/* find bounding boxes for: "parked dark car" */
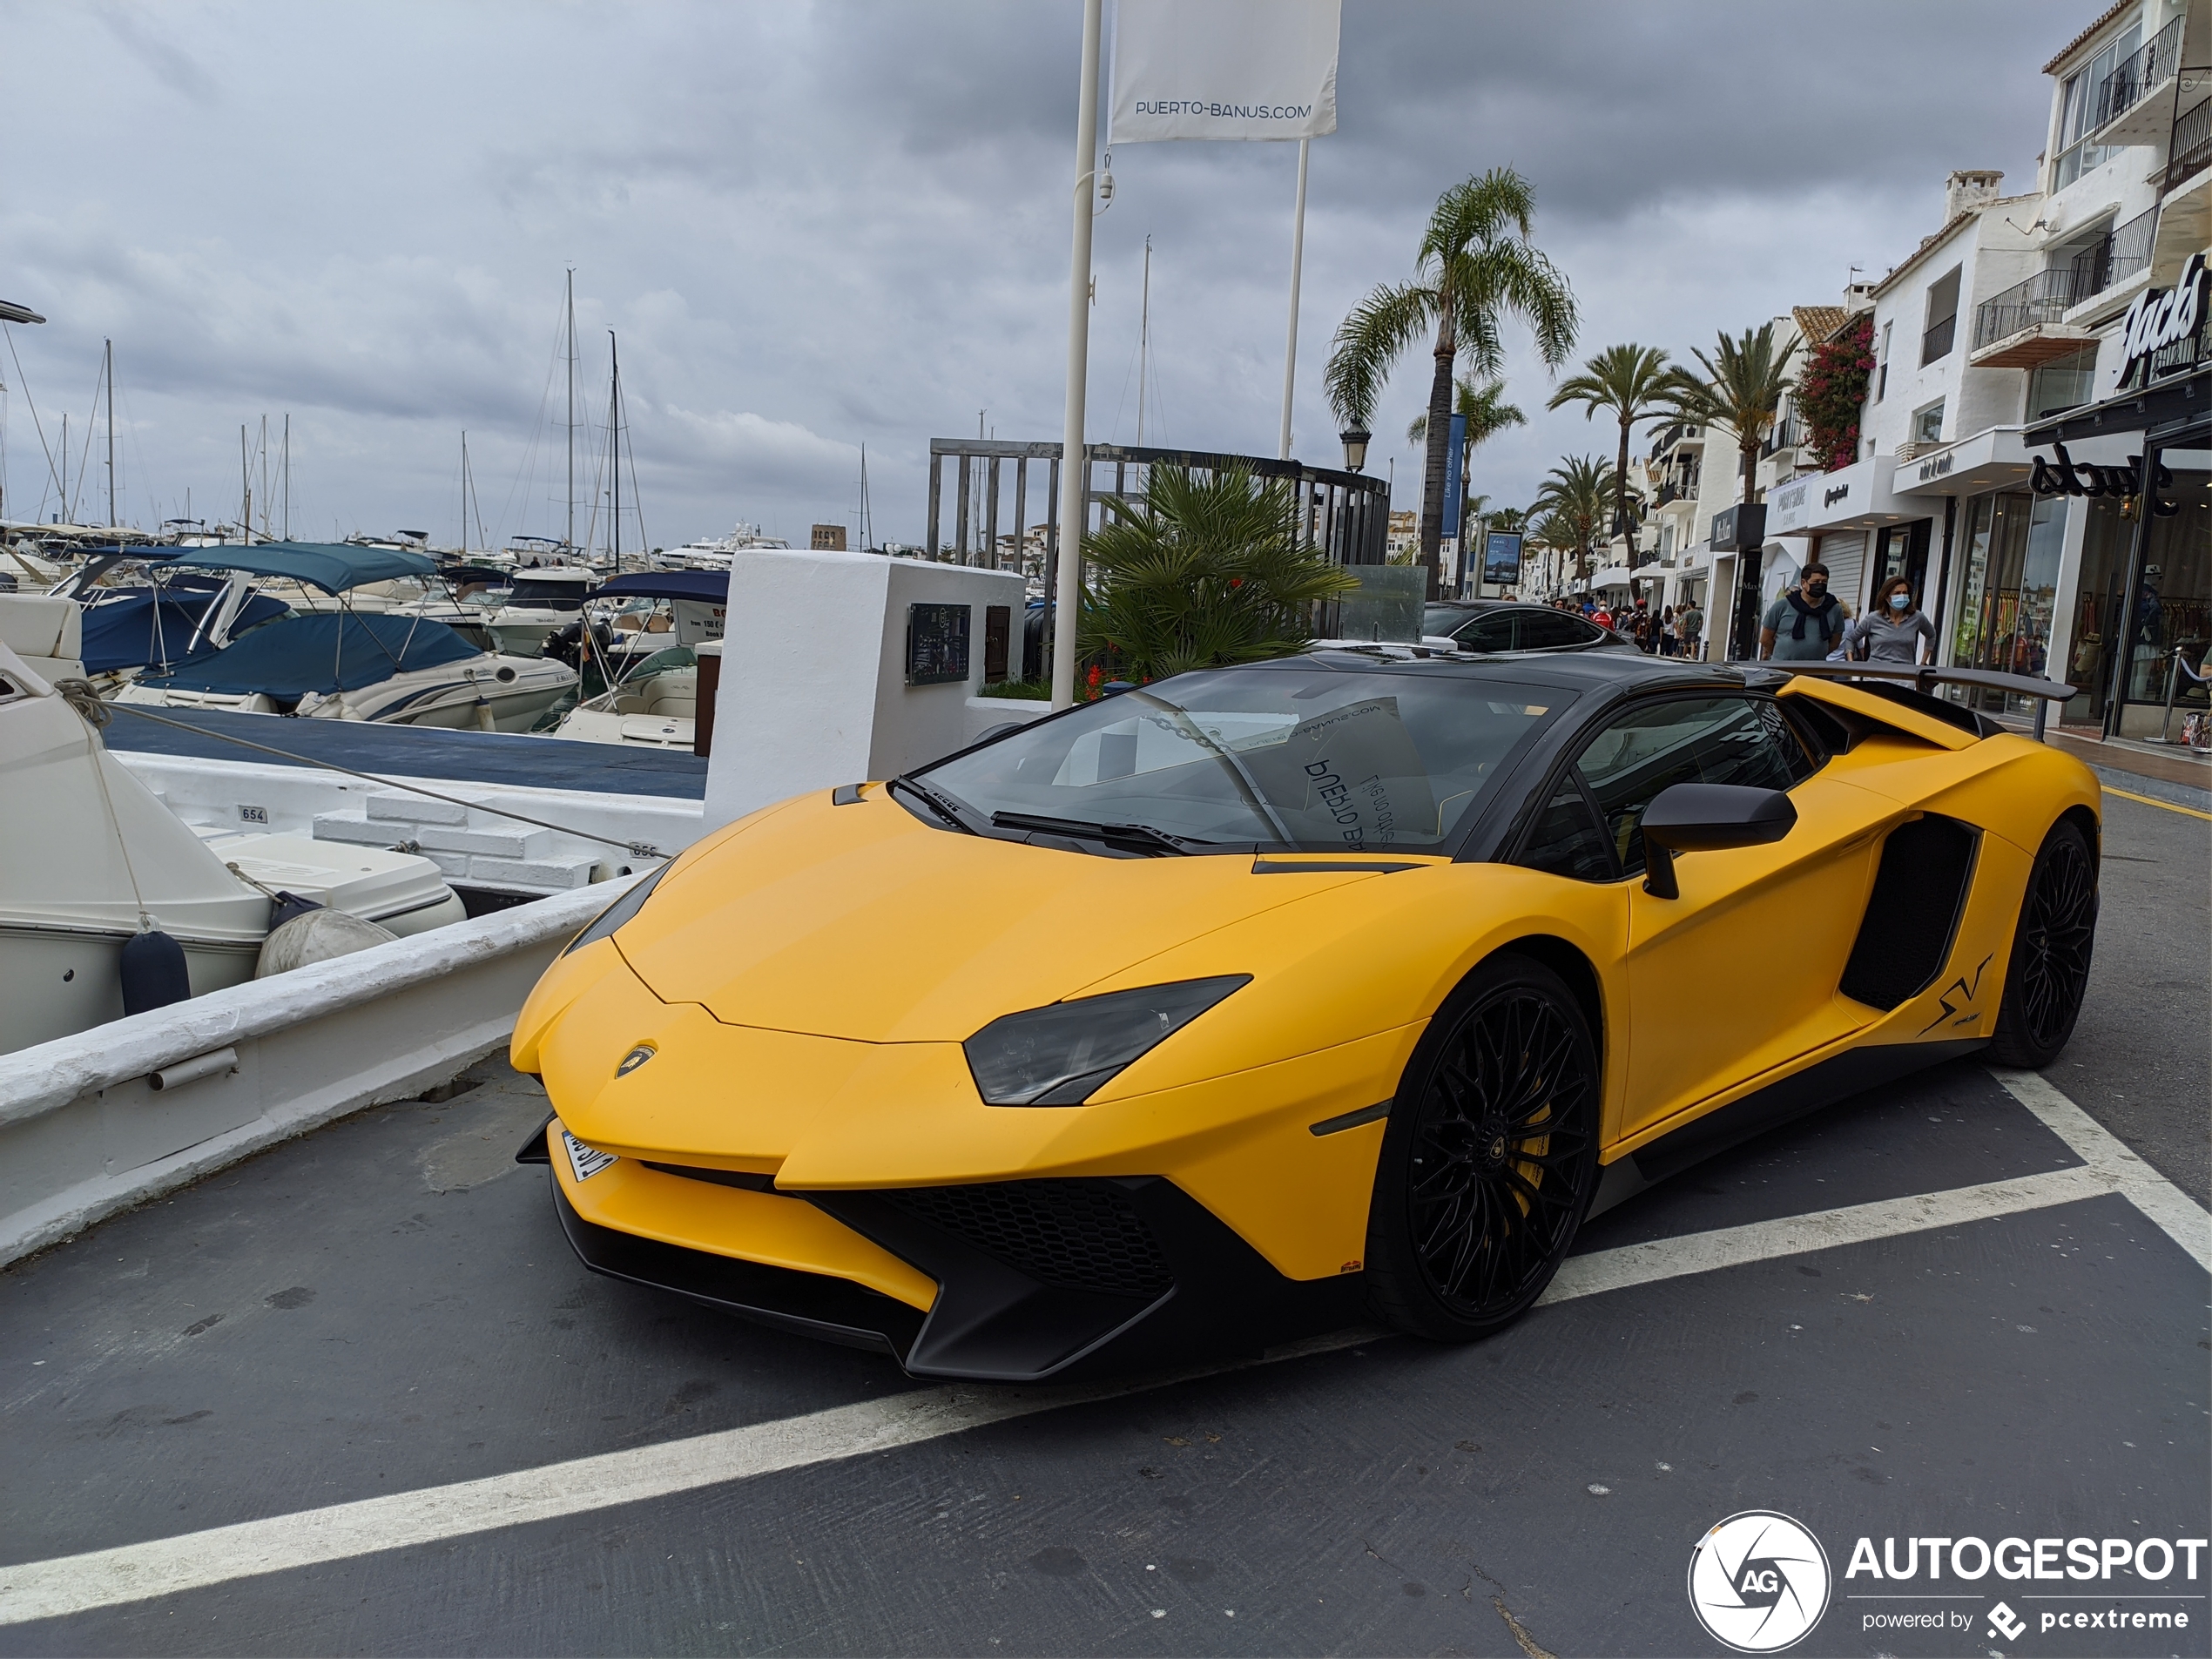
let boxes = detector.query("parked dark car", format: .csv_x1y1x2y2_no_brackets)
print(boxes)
1423,601,1634,654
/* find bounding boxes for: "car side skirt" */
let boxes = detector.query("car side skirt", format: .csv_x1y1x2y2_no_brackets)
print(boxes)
1587,1036,1988,1218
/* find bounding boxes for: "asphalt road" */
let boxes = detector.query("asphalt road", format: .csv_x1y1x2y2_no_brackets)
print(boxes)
2,793,2205,1658
2050,789,2211,1204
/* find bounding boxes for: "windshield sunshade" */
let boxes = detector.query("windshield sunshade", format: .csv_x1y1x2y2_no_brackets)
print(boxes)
921,666,1559,855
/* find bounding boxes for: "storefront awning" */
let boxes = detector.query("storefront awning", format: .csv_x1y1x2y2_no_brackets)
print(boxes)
1890,425,2036,497
1764,455,1916,534
2023,363,2211,447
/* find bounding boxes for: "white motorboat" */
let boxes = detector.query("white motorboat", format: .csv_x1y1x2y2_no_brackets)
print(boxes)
110,543,574,732
485,565,597,658
548,571,727,751
647,523,788,573
0,633,466,1055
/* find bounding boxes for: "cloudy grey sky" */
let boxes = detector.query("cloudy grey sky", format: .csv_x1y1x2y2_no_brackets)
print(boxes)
2,0,2088,551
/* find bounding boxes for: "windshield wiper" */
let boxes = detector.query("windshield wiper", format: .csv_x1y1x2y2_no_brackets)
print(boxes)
988,810,1205,856
889,774,981,835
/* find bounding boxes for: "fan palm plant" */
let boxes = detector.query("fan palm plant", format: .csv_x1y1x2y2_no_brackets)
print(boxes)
1662,322,1798,654
1548,343,1671,566
1325,169,1575,601
1076,464,1358,685
1529,455,1636,584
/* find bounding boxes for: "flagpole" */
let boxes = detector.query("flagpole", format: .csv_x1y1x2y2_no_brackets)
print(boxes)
1051,0,1104,711
1278,135,1310,462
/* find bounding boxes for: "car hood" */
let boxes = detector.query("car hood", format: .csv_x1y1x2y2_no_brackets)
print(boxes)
615,788,1389,1042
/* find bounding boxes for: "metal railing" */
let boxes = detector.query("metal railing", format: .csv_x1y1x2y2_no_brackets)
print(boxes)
2094,16,2183,129
2168,84,2212,192
1972,206,2160,348
922,440,1392,577
1762,413,1804,457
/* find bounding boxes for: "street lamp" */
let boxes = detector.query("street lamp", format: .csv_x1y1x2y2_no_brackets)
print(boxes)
1339,425,1371,474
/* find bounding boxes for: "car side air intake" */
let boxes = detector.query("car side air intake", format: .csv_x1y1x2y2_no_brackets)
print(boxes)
1839,813,1979,1010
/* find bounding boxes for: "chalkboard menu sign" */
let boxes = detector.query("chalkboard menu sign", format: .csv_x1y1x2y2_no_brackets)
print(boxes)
906,603,971,685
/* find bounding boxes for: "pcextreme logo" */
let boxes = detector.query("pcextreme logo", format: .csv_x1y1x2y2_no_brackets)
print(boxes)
1688,1511,1832,1652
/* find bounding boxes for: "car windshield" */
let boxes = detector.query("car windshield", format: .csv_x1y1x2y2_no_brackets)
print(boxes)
919,665,1561,854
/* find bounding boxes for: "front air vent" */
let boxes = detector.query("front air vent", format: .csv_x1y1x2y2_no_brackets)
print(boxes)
886,1179,1173,1298
1839,814,1979,1009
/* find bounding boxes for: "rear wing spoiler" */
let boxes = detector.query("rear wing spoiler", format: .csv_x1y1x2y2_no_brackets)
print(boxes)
1746,661,2076,743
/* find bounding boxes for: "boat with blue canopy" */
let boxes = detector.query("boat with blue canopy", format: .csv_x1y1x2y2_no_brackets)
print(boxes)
112,543,574,729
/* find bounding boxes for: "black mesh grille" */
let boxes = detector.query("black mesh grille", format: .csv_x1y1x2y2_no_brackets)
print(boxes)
887,1180,1173,1298
1840,814,1979,1009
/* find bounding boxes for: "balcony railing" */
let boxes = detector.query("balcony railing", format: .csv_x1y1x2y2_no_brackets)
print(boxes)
2168,86,2212,192
1972,206,2160,348
2094,16,2182,130
1762,414,1805,457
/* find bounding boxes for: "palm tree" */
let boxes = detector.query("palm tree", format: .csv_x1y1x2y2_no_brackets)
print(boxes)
1662,322,1797,653
1077,465,1357,683
1548,343,1671,570
1325,169,1576,602
1407,377,1527,550
1529,455,1637,584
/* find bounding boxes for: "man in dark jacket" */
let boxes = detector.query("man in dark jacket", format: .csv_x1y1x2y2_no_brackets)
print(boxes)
1759,562,1843,662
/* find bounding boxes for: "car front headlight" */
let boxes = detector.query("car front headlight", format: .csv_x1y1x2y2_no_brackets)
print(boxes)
563,860,672,956
963,975,1251,1106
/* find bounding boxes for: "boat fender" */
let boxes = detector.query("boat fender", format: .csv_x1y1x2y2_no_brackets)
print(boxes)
255,908,398,979
119,929,193,1016
266,889,325,931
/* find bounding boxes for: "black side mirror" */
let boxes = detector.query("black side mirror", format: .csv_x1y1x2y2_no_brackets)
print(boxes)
1639,782,1797,899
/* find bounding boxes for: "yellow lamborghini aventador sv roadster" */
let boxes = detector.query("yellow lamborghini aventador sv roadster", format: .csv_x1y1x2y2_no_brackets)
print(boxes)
514,649,2099,1382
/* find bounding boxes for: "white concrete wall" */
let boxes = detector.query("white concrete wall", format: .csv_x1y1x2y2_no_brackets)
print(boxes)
704,549,1025,828
0,878,630,1267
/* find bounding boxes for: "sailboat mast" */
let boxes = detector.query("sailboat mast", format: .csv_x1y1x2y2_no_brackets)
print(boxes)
564,270,577,554
239,424,251,545
461,430,469,557
281,414,290,539
608,331,620,575
1136,235,1150,448
104,340,115,529
61,413,68,525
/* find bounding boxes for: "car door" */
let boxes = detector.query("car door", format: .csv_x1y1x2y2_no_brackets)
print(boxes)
1523,692,1891,1143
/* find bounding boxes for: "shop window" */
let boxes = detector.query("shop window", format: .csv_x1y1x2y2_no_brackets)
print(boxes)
2027,346,2098,421
1952,492,2065,710
1921,267,1961,365
1912,401,1946,446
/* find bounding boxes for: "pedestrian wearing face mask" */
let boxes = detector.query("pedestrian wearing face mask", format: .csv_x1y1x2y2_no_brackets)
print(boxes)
1759,562,1844,661
1844,575,1937,664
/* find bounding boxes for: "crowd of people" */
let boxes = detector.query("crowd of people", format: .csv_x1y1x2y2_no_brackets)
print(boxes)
1541,564,1935,665
1546,592,1706,658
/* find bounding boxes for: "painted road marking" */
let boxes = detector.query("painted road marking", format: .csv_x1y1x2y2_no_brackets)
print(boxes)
4,1073,2204,1627
1990,1068,2211,1271
2101,784,2212,822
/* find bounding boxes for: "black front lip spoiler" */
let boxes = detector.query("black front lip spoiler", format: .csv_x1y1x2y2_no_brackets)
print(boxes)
548,1172,1359,1384
550,1182,925,1358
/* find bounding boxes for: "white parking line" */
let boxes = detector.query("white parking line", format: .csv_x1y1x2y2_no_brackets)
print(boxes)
1541,1163,2111,1304
4,1071,2203,1627
1989,1068,2211,1272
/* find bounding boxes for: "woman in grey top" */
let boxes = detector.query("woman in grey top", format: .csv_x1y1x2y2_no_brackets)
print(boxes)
1845,575,1937,663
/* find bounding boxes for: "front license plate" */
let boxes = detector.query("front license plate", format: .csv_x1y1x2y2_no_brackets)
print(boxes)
563,1130,618,1183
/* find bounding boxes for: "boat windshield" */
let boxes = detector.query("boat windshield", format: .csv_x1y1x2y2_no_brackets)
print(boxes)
919,665,1561,855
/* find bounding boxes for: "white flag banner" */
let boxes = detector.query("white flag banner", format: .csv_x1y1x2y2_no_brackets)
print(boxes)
1109,0,1340,144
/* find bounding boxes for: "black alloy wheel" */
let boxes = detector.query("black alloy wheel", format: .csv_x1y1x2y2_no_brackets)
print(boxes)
1365,955,1601,1341
1989,818,2098,1068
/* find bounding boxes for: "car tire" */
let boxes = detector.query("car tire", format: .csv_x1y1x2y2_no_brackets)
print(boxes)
1987,817,2099,1069
1363,954,1602,1343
